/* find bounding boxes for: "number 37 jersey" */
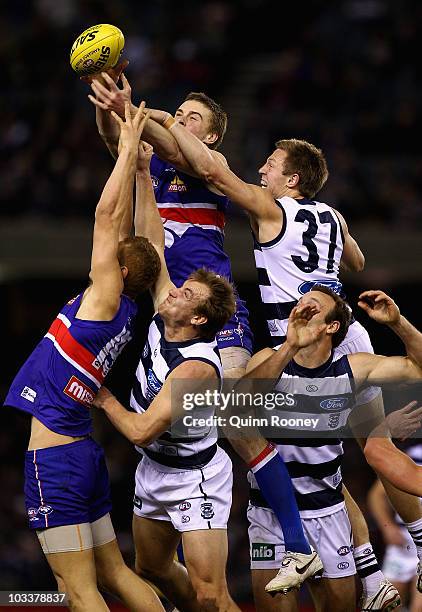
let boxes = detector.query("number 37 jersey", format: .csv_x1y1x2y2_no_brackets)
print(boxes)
254,197,344,346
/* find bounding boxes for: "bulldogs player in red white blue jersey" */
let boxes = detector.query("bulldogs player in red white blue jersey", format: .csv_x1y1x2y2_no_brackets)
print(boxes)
88,71,252,378
93,135,240,611
242,287,422,611
4,104,164,612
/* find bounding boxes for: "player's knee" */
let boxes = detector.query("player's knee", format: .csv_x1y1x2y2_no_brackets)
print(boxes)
96,558,127,591
134,558,169,584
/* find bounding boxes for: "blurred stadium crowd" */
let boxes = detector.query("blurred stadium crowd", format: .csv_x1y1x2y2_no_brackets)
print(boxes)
1,0,422,224
1,0,422,608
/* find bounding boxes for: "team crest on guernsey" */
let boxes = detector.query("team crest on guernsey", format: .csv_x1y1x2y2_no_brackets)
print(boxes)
151,175,159,189
168,176,187,192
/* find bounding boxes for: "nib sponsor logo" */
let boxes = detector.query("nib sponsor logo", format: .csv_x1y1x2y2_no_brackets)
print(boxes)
251,543,275,561
64,376,95,407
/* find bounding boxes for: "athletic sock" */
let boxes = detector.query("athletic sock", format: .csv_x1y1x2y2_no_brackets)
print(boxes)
249,443,311,554
405,517,422,562
353,543,385,595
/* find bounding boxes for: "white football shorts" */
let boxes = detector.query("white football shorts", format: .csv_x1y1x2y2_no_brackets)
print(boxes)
248,503,356,578
133,445,232,532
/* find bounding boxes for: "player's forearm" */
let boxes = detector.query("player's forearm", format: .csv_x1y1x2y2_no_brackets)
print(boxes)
141,112,183,162
96,106,119,159
135,170,164,250
100,395,152,446
364,438,422,496
96,147,137,220
169,122,216,178
389,315,422,371
243,342,298,381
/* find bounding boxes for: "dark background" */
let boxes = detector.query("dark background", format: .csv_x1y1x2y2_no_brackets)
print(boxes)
1,1,422,608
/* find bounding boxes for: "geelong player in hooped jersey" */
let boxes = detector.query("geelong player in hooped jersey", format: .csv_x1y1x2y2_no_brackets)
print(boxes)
93,133,241,611
87,70,252,377
243,286,422,611
4,104,165,612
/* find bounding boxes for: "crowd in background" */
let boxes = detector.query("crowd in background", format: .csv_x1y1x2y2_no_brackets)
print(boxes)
1,0,422,224
1,0,422,607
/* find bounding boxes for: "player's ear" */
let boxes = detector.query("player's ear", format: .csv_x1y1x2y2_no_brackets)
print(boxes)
191,314,207,327
287,173,300,188
120,265,129,279
326,320,340,336
204,132,218,146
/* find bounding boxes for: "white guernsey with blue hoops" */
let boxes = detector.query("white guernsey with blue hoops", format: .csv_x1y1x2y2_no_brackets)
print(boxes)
131,313,232,531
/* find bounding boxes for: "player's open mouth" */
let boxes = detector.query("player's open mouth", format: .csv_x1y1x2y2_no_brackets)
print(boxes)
260,181,267,188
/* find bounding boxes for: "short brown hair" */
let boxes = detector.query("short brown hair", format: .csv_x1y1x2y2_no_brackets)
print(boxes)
310,285,351,348
185,92,227,150
275,139,329,198
118,237,161,299
188,268,236,340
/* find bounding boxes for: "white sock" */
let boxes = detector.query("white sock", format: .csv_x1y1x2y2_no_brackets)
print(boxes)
405,517,422,562
353,543,385,595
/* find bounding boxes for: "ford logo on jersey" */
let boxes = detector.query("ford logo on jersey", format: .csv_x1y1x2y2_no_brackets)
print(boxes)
147,369,162,396
298,279,343,295
320,397,349,411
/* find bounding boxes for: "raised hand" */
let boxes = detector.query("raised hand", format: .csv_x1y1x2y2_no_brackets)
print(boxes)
386,400,422,440
358,290,400,326
80,59,129,85
88,71,132,119
93,386,114,410
112,101,150,154
137,141,154,172
286,302,324,349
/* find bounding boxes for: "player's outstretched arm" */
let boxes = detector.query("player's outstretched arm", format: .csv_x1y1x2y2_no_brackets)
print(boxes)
93,360,217,446
165,119,279,221
83,61,129,159
77,102,149,321
333,209,365,272
239,303,322,384
349,290,422,383
134,140,174,311
88,73,195,170
364,437,422,496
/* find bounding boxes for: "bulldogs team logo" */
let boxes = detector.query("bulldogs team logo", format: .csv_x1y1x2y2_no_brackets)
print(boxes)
151,175,159,189
200,502,215,520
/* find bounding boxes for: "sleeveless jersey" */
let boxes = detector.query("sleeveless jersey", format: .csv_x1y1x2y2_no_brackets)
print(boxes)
249,353,355,517
254,197,344,346
4,293,137,437
151,154,231,283
150,155,251,342
130,313,223,468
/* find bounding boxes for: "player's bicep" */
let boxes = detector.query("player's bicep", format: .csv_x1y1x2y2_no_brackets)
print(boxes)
354,352,421,384
87,218,123,310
